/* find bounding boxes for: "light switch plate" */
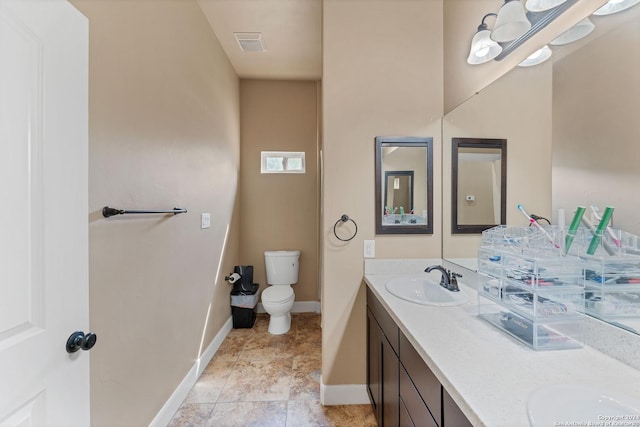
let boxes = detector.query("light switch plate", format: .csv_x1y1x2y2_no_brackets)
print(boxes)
201,213,211,229
364,240,375,258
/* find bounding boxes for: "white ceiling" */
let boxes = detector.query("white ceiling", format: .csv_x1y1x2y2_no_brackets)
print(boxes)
197,0,322,80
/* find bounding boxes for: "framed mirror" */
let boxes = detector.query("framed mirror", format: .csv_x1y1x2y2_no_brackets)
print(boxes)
452,138,506,234
375,136,433,234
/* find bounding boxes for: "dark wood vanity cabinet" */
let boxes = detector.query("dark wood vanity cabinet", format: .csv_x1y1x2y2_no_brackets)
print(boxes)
443,388,473,427
366,287,472,427
367,308,382,420
399,333,440,426
399,363,438,427
367,289,399,426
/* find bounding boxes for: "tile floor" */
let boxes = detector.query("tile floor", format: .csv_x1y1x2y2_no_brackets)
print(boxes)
168,313,377,427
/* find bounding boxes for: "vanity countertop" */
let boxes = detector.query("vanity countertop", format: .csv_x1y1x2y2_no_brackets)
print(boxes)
364,271,640,427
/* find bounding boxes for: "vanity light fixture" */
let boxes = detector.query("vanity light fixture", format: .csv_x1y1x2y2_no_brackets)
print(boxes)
525,0,568,12
467,13,503,65
593,0,640,15
550,17,595,45
517,45,552,66
492,0,532,43
467,0,578,65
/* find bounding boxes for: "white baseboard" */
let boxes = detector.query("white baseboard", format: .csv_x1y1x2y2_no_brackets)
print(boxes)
320,377,371,405
149,316,233,427
256,300,321,314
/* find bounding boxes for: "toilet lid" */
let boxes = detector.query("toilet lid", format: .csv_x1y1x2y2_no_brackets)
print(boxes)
262,286,294,304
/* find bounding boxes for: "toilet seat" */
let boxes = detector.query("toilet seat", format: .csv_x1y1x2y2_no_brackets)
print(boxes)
262,286,294,304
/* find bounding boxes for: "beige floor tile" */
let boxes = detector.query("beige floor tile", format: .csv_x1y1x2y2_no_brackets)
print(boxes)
294,341,322,357
296,313,322,332
170,314,377,426
240,329,297,361
167,403,214,427
296,326,321,340
286,400,375,427
183,374,227,404
360,404,377,426
217,358,293,402
252,314,271,334
289,354,321,401
202,355,236,377
215,332,249,361
206,401,287,427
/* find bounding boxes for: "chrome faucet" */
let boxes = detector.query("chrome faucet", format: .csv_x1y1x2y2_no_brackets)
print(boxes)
424,265,461,292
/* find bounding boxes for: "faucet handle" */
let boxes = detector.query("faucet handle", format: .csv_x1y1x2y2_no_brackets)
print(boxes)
450,271,462,284
449,271,461,291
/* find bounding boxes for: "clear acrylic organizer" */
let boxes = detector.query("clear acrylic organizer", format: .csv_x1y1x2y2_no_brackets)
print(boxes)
478,225,584,351
567,227,640,327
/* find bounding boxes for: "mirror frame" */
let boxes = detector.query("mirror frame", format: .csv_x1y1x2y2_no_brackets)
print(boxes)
375,136,433,235
452,137,507,234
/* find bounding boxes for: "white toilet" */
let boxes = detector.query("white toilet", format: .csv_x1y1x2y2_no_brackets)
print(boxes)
262,250,300,335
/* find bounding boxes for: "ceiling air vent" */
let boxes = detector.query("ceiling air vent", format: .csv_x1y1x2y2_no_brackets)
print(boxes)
234,32,266,52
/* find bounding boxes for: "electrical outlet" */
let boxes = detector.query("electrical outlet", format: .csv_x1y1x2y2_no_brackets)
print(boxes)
364,240,375,258
201,213,211,229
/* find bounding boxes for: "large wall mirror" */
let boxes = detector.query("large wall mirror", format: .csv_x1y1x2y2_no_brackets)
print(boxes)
443,6,640,335
375,136,433,234
452,138,506,234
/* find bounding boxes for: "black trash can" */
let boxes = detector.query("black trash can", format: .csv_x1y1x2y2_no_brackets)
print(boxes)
231,265,254,294
230,283,259,329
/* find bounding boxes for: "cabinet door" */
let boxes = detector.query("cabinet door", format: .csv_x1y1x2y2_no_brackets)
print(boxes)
367,308,382,425
443,388,472,427
400,397,415,427
367,288,399,353
400,333,442,424
382,335,399,427
400,365,438,427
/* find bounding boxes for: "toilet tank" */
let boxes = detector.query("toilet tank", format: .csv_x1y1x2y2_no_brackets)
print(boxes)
264,250,300,285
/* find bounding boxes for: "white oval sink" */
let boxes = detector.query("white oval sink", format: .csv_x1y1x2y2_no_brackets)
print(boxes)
385,277,468,306
528,384,640,427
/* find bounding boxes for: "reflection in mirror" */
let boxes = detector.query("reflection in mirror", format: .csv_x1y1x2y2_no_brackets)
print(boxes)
443,6,640,335
452,138,507,234
375,137,433,234
384,171,414,213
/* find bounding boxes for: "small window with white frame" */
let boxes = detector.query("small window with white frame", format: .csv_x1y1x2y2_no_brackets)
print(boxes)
261,151,306,174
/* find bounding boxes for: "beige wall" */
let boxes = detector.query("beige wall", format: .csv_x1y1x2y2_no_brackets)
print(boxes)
458,160,496,225
322,0,443,386
442,64,553,258
553,19,640,234
443,0,609,113
71,1,240,425
239,80,320,301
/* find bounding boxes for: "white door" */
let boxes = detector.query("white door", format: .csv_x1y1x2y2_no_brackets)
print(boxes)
0,0,89,425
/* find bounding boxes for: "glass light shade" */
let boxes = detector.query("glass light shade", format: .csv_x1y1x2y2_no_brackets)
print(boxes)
467,29,503,64
491,1,532,43
525,0,568,12
518,45,552,67
550,18,595,45
593,0,640,15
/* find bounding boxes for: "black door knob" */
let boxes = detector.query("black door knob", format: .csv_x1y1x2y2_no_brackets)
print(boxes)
66,331,97,353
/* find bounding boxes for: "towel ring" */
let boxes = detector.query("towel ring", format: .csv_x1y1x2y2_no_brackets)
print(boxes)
333,214,358,242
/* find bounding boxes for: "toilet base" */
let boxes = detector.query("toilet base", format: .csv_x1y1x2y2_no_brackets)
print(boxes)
268,312,291,335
